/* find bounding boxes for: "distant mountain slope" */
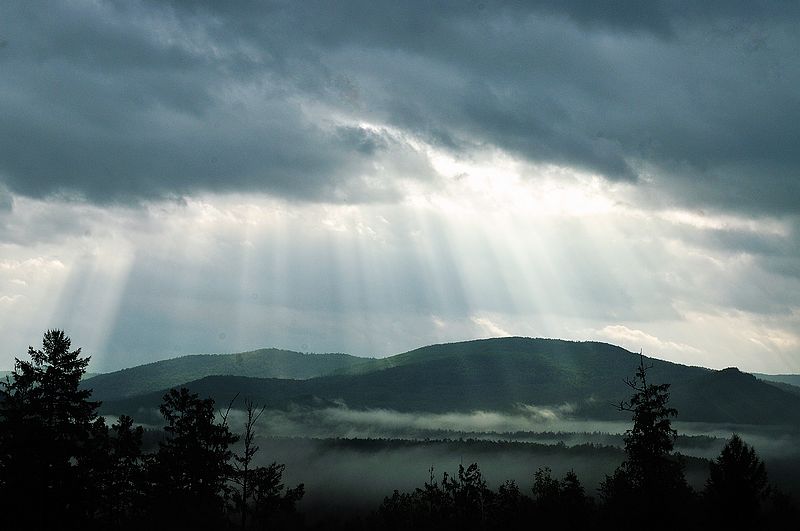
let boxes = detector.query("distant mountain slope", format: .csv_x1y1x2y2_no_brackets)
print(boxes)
99,337,800,426
759,380,800,398
85,348,370,401
670,368,800,424
339,337,709,381
755,373,800,388
2,370,97,381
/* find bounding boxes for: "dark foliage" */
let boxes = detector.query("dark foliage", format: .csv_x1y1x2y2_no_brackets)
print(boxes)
102,415,146,526
143,387,240,529
0,330,106,529
532,467,593,527
379,463,594,531
379,463,497,530
248,462,305,529
0,331,304,531
232,398,305,530
599,354,694,528
704,434,769,526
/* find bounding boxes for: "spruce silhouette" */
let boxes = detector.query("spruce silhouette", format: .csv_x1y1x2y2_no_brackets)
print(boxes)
145,387,239,530
600,354,692,527
0,330,106,529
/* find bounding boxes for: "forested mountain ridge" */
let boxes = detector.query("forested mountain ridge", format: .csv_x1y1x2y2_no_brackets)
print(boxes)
83,348,369,400
755,373,800,389
96,337,800,426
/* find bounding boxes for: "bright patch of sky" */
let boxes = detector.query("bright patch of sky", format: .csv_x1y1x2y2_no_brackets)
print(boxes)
1,153,797,373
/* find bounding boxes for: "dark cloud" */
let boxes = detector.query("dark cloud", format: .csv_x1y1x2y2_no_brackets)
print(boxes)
0,1,798,212
0,186,12,213
0,2,435,204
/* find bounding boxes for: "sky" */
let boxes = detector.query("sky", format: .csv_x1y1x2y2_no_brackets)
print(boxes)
1,1,799,373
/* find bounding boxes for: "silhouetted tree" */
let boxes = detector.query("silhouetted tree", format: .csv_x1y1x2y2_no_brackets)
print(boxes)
233,398,265,529
600,354,692,526
380,463,537,531
0,330,106,529
766,486,799,528
532,467,592,528
492,480,529,529
232,398,304,529
95,415,146,527
378,461,598,531
249,462,305,529
415,466,450,525
704,434,769,526
146,387,239,530
380,489,417,530
532,466,561,507
442,462,494,526
561,470,588,506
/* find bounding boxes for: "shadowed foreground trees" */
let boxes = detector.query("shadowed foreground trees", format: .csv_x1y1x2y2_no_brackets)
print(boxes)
380,463,500,530
233,399,305,530
704,433,770,526
599,355,694,527
378,354,795,531
98,414,146,526
140,389,303,530
0,329,106,528
0,330,303,531
379,464,592,531
146,387,240,529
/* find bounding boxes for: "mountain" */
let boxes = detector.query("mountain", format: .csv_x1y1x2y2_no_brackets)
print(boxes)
669,367,800,424
755,373,800,389
97,337,800,426
753,373,800,397
85,348,370,400
2,370,98,381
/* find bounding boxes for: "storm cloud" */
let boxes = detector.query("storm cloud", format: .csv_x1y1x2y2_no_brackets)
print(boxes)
0,1,798,213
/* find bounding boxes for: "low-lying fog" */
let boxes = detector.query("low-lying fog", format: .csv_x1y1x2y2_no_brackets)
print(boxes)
216,404,800,459
257,437,631,520
127,403,800,521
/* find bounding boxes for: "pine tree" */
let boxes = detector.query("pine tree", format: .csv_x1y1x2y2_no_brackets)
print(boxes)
619,356,684,495
704,434,769,525
0,330,105,529
93,415,145,527
146,387,239,530
248,462,305,528
532,467,592,528
600,354,692,526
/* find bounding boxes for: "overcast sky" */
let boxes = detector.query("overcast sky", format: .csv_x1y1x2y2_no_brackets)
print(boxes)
1,1,799,373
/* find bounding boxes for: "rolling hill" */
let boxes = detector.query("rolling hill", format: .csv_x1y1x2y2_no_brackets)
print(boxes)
96,337,800,426
84,348,370,400
755,373,800,389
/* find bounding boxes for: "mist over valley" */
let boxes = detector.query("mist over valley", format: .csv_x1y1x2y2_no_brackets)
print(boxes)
91,337,800,516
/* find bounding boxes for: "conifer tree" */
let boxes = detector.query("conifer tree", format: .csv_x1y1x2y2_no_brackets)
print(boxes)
146,387,239,530
704,434,769,526
600,354,692,526
0,330,105,529
92,415,145,527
